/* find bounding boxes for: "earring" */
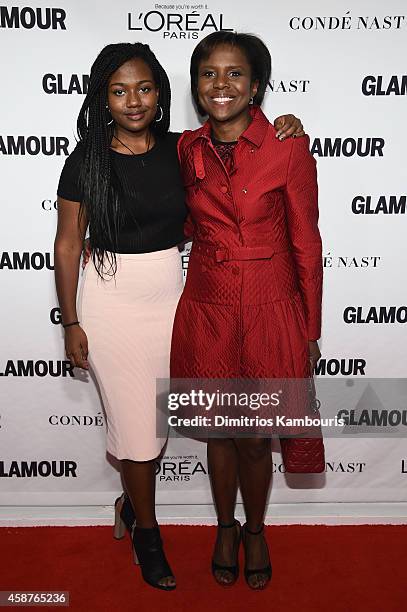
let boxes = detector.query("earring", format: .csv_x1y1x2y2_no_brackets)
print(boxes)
105,105,114,126
155,105,163,122
249,97,254,105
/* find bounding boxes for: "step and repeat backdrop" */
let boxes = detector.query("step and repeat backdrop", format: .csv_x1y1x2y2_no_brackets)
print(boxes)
0,0,406,510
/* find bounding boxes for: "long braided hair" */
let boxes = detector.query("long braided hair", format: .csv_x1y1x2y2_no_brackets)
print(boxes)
77,42,171,278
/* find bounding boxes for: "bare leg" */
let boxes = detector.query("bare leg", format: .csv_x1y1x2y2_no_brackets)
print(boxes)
207,438,240,585
234,438,272,589
121,459,156,527
121,458,175,588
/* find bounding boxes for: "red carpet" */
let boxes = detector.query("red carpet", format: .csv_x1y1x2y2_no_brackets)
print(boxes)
0,525,405,612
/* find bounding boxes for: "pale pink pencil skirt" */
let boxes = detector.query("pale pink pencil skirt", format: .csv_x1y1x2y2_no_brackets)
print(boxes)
77,246,184,461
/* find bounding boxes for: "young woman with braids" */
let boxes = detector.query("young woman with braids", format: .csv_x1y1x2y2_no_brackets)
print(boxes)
54,41,305,591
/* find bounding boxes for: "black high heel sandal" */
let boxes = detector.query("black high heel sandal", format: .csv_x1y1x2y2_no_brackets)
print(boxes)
242,523,272,590
113,492,135,539
211,519,241,587
131,524,176,591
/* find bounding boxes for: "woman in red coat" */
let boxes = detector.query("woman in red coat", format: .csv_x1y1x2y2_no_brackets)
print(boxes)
170,32,323,589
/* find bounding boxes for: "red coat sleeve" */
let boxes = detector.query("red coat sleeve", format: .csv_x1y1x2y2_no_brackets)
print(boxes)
284,135,323,341
177,131,194,239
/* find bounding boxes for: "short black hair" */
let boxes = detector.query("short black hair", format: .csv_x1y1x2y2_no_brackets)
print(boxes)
190,31,271,116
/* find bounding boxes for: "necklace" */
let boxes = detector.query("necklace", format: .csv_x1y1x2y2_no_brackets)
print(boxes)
112,131,151,156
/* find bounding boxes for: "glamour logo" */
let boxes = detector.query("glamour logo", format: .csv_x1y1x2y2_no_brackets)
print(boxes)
315,359,366,376
181,253,189,270
43,73,89,95
362,75,407,96
155,456,207,482
42,199,58,211
311,138,384,157
267,79,310,93
0,360,74,377
181,250,190,279
351,196,406,214
0,460,77,478
128,9,233,39
338,410,407,427
50,307,61,325
289,14,406,30
324,252,381,268
49,413,104,426
325,462,366,473
0,136,69,156
0,252,54,270
343,306,407,324
0,6,66,29
341,385,403,436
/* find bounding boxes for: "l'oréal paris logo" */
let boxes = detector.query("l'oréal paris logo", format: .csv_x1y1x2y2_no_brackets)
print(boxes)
128,8,233,39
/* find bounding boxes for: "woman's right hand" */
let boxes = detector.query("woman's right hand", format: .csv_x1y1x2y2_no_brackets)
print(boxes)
82,238,91,269
65,325,89,370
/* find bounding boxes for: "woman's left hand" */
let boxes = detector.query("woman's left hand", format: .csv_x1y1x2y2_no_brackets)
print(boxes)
308,340,321,374
274,114,305,141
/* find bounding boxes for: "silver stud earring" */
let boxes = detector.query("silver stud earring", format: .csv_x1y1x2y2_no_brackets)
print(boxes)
155,105,163,122
249,97,254,105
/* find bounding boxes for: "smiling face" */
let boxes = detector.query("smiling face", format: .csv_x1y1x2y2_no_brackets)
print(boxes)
107,57,159,134
197,44,259,125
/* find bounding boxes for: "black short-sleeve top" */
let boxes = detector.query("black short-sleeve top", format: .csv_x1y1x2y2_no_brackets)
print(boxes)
57,132,188,254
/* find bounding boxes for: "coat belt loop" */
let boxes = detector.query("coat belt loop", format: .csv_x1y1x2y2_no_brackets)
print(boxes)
193,141,206,180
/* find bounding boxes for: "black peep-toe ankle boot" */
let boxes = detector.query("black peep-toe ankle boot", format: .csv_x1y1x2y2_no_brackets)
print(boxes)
113,492,136,539
131,524,176,591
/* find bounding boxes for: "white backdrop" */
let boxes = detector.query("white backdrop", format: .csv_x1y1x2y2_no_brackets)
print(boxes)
0,0,406,512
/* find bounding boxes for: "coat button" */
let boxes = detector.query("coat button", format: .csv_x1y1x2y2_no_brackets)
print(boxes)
242,188,248,194
232,266,240,275
220,185,228,193
239,216,245,222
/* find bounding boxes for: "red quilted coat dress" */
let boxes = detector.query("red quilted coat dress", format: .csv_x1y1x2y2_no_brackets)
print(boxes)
170,106,324,472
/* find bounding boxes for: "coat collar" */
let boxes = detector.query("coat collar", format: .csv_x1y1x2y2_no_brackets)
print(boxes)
188,105,270,148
